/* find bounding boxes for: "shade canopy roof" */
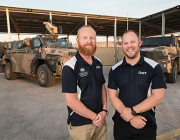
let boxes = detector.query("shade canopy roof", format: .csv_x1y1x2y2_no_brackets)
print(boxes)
0,5,180,37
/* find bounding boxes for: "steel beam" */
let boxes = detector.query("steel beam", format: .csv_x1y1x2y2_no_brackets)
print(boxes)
162,12,165,36
106,36,108,47
139,20,141,39
18,32,20,40
85,15,87,25
10,15,20,40
114,18,117,63
69,19,84,35
68,35,69,42
87,18,95,26
50,12,52,22
127,13,128,30
6,8,11,41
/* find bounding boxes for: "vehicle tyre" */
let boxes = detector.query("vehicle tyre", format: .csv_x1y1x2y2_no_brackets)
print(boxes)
166,62,177,83
0,42,4,58
5,63,17,80
37,64,55,87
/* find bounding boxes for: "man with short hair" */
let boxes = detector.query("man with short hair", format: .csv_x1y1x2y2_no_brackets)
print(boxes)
62,25,107,140
108,30,167,140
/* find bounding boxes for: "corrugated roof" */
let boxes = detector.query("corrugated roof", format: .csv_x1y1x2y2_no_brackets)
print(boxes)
0,5,180,37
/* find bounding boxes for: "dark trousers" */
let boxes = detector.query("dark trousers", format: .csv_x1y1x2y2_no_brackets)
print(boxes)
114,121,157,140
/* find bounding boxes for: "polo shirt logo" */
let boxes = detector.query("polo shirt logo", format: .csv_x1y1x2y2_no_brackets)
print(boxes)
79,68,88,77
96,66,101,69
80,68,85,72
138,71,147,75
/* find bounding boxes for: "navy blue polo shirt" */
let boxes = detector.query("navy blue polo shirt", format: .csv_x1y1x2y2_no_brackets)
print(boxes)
62,51,106,126
108,55,167,127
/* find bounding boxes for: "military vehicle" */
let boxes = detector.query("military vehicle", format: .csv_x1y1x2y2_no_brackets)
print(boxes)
0,22,77,87
140,35,180,83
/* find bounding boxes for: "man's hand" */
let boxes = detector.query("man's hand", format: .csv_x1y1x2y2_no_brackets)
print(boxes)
118,107,134,122
93,111,106,127
130,115,147,129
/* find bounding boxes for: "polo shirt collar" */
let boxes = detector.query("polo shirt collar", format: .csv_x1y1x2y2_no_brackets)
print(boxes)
75,51,95,66
122,57,128,66
137,55,144,65
122,55,144,66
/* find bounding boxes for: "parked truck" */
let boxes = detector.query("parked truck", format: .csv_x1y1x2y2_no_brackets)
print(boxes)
0,22,77,87
140,35,180,83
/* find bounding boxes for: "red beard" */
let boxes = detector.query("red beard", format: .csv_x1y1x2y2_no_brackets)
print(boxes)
78,43,97,56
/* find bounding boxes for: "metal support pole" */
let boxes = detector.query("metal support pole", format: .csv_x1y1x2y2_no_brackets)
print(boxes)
18,32,20,40
6,8,11,41
85,15,87,25
162,12,165,36
67,35,69,42
139,20,141,39
50,12,52,21
114,18,117,63
127,13,128,30
106,36,108,47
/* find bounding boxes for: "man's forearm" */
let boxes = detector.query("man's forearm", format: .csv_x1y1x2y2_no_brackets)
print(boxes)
133,89,164,114
133,96,162,114
101,84,107,110
108,89,125,114
65,94,97,120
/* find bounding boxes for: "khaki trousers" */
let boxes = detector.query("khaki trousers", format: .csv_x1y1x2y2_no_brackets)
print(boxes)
68,121,107,140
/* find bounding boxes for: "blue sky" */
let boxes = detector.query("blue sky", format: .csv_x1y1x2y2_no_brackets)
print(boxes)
0,0,179,43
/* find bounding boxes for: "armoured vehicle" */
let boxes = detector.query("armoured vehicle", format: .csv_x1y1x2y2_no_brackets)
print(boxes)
140,35,180,83
0,22,77,87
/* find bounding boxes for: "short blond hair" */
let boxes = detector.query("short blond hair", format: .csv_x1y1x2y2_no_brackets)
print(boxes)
122,30,139,42
77,25,96,38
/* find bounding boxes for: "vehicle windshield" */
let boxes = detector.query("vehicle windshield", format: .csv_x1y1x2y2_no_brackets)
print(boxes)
141,37,172,47
43,38,73,48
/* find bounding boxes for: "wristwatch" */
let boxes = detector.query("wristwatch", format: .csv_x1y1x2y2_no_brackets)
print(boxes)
131,107,137,115
102,109,109,115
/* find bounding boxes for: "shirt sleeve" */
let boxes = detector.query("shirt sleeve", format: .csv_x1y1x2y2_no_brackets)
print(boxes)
62,65,77,93
151,64,167,89
108,68,118,90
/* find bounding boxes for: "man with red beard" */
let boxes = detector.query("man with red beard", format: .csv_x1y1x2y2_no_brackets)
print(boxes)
108,30,166,140
62,25,107,140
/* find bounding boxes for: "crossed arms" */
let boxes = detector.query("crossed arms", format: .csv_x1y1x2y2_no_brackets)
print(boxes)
108,88,164,129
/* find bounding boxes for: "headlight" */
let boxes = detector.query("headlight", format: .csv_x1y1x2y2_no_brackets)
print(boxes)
163,63,167,68
161,61,167,68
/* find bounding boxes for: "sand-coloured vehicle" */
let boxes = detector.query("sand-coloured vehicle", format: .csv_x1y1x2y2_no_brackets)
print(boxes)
0,22,77,87
140,35,180,83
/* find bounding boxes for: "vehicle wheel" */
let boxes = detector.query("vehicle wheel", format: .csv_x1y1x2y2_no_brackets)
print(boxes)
166,62,177,83
0,42,4,58
5,63,17,80
37,64,55,87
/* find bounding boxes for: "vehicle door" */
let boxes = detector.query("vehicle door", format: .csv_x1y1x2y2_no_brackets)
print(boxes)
12,38,41,74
